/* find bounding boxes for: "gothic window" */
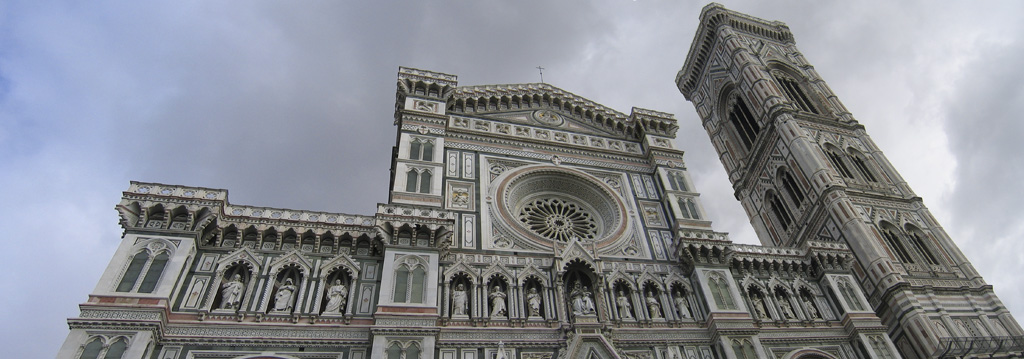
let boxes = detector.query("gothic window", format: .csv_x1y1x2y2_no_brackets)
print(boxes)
386,341,421,359
392,256,427,304
386,342,403,359
668,172,689,192
774,74,819,114
848,148,878,182
116,245,171,293
906,225,940,266
404,168,432,194
116,251,148,292
870,336,894,359
409,137,434,161
103,338,127,359
79,338,103,359
824,145,855,179
677,198,700,220
880,223,914,264
837,278,866,311
727,96,761,150
79,337,127,359
137,253,168,293
707,273,736,310
766,191,793,231
777,168,805,207
732,339,758,359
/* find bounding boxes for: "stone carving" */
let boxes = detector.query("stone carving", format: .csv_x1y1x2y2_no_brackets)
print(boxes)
674,291,691,319
778,297,795,319
646,292,662,319
527,287,543,319
570,282,596,315
452,284,468,317
451,187,470,207
802,293,821,319
323,279,347,314
219,274,245,310
273,279,297,312
616,290,633,319
490,285,507,318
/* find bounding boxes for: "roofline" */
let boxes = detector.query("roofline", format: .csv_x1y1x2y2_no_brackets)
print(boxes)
676,3,794,99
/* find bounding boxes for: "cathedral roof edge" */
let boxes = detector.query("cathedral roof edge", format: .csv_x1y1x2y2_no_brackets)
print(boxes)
452,83,632,122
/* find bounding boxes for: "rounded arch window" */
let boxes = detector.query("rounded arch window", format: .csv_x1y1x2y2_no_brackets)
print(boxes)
492,166,628,248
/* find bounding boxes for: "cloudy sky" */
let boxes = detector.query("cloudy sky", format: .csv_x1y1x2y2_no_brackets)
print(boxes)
2,1,1023,357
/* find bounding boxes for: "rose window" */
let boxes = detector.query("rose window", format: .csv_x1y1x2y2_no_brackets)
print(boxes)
490,166,630,250
518,198,598,242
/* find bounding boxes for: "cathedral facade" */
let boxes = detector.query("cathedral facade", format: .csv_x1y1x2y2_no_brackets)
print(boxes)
60,4,1022,359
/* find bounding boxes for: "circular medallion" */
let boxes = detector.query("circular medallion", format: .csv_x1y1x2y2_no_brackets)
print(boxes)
531,110,565,126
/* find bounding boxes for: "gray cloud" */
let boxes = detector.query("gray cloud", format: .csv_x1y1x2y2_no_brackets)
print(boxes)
2,1,1023,357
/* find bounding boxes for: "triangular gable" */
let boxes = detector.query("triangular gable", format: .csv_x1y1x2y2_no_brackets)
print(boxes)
452,83,678,139
517,263,549,287
268,249,313,275
481,261,514,284
636,268,665,291
319,253,360,278
555,238,599,270
443,259,478,282
217,247,262,273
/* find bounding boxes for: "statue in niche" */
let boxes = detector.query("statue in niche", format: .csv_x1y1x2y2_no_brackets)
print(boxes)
674,290,691,319
778,297,796,319
646,291,663,319
273,278,297,312
802,293,821,319
751,293,769,319
452,283,468,316
616,290,633,319
219,274,245,310
569,282,596,315
489,285,507,317
526,287,542,319
323,279,347,314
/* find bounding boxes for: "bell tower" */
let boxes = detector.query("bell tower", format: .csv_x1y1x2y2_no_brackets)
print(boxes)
677,4,1023,358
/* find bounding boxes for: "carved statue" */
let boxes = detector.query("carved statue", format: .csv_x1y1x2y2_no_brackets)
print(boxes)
496,341,508,359
751,294,768,319
570,282,596,315
646,292,662,319
489,285,507,317
778,297,796,319
219,274,245,310
452,283,468,316
802,294,821,319
674,291,691,319
273,278,297,312
323,279,347,314
527,287,542,319
616,290,633,319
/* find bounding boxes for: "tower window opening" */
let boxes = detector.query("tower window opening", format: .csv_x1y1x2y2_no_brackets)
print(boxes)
775,75,819,114
728,97,760,150
848,150,878,182
880,225,914,264
779,169,805,206
825,147,855,179
907,227,940,265
767,191,793,231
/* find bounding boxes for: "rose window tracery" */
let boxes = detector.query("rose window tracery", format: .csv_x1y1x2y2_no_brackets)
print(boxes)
490,165,631,250
518,198,598,242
